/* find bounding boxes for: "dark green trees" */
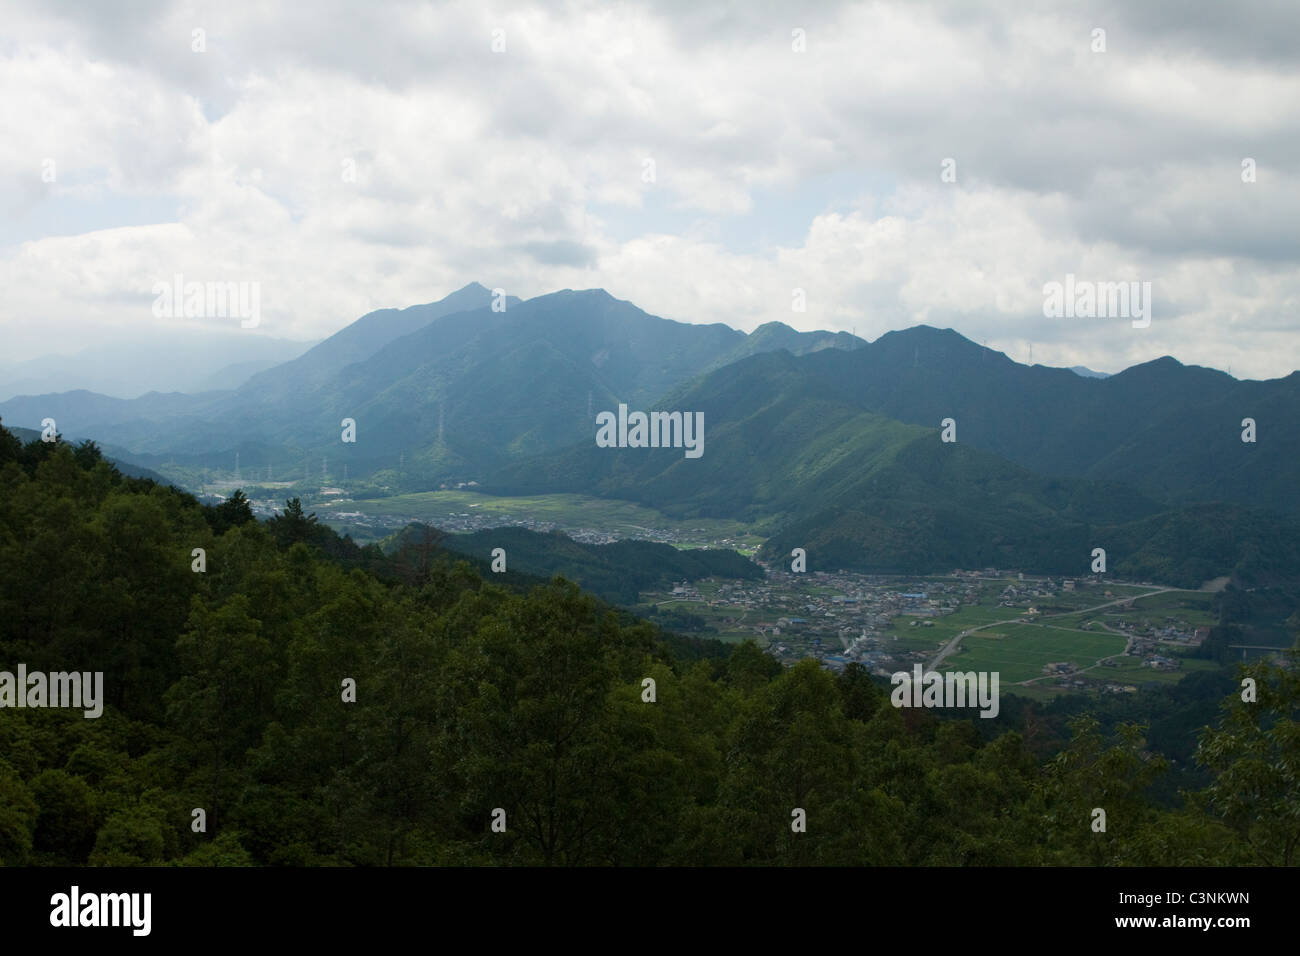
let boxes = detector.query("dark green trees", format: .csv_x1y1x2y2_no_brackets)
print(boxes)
1,421,1296,867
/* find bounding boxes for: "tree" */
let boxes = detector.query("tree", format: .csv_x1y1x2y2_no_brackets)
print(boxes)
165,594,275,833
1196,640,1300,865
268,497,318,548
0,419,22,465
448,580,630,865
206,488,255,535
0,760,38,865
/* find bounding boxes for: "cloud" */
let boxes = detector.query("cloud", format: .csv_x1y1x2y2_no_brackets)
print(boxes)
0,0,1296,378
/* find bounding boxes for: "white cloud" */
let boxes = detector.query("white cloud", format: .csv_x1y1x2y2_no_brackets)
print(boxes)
0,0,1296,378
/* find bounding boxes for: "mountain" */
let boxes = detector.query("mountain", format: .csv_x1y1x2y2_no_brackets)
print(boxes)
0,389,227,431
0,287,862,485
233,281,520,405
194,359,286,392
5,291,1295,544
491,348,1300,587
0,283,510,445
1070,365,1110,379
705,320,862,371
759,327,1300,516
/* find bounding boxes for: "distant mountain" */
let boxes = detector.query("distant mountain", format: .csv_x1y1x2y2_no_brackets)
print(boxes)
0,332,315,401
234,281,520,405
0,287,861,484
765,327,1300,516
194,359,285,392
4,293,1295,535
0,283,512,468
705,321,862,371
0,389,226,430
1070,365,1110,379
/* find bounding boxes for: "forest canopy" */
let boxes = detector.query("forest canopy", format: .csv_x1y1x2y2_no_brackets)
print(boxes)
0,424,1296,866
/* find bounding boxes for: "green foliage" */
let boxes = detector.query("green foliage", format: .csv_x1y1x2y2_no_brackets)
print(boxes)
204,489,255,535
1196,645,1300,865
495,353,1300,588
395,523,762,605
0,422,1295,867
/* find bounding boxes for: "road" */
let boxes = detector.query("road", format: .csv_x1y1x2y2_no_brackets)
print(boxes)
926,586,1181,671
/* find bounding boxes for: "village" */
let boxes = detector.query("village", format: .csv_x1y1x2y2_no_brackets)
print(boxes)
645,567,1213,694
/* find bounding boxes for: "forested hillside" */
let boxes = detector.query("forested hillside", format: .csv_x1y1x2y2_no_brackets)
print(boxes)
496,351,1300,588
392,523,763,604
1,424,1297,866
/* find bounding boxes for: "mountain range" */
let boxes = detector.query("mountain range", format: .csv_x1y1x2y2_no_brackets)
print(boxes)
3,282,1297,587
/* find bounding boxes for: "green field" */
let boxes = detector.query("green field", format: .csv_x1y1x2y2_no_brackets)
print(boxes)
1100,655,1220,684
947,622,1126,684
1046,588,1215,632
316,491,766,550
881,585,1024,652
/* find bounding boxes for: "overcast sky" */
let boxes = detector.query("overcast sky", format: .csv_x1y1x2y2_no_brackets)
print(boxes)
3,0,1297,379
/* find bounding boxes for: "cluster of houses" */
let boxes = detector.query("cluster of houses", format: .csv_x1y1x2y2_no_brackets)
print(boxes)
682,570,983,674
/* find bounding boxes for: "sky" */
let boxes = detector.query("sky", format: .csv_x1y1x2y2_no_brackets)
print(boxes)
2,0,1298,379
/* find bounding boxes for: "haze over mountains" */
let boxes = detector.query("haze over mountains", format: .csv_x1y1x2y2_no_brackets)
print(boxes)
0,331,317,402
2,282,1297,587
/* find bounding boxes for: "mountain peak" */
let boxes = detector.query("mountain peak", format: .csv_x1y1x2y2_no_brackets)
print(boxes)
871,325,985,356
752,320,796,332
553,288,616,300
876,324,968,342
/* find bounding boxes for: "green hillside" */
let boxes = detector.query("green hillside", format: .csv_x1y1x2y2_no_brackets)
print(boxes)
388,522,762,604
492,351,1300,588
795,327,1300,515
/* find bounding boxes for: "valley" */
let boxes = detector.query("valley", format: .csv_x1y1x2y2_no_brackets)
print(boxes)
635,569,1229,698
307,488,766,551
5,282,1297,704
